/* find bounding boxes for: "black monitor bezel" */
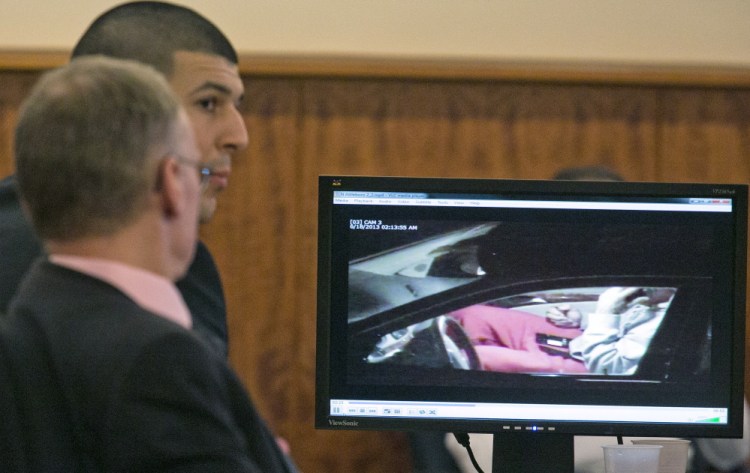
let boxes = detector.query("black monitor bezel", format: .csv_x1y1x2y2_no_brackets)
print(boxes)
315,175,747,438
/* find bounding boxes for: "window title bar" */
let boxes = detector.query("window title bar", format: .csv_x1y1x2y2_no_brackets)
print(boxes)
332,191,732,213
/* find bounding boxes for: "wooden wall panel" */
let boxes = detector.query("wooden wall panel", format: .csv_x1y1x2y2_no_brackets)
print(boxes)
205,78,302,420
656,89,750,183
0,107,16,177
1,57,750,473
300,80,660,182
0,71,38,177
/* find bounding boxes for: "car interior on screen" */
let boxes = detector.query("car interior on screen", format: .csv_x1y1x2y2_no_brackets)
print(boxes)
347,222,712,383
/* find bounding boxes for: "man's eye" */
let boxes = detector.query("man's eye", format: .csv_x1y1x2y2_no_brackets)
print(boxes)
197,97,218,112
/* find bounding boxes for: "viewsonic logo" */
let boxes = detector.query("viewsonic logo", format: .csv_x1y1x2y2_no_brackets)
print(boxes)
713,188,736,195
329,419,359,427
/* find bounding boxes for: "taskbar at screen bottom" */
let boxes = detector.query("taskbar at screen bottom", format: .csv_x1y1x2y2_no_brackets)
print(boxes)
329,399,727,425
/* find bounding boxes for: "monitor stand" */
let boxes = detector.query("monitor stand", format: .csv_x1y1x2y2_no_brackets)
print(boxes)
491,432,574,473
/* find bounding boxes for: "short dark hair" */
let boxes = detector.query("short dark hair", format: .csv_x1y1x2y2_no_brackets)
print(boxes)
71,1,238,77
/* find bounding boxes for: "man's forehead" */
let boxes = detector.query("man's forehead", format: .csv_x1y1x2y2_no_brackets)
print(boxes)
168,50,243,95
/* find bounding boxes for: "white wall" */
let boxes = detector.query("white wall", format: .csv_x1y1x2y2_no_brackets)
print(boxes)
2,0,750,66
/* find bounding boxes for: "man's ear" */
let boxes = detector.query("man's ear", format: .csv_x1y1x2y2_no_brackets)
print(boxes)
156,157,183,218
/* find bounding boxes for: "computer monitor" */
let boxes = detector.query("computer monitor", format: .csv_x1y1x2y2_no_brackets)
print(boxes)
315,175,747,472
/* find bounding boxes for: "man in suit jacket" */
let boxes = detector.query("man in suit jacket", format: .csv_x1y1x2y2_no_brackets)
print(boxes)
0,176,42,314
2,56,293,472
0,1,248,358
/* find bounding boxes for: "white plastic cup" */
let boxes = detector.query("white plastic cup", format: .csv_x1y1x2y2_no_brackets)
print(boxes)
603,444,662,473
631,439,690,473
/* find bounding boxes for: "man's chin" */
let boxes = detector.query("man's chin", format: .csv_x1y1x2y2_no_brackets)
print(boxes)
199,198,217,224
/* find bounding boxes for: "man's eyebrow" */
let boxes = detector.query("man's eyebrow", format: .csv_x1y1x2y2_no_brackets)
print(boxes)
191,81,239,97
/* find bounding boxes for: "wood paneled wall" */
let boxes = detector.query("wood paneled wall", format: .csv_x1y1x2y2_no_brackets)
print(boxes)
2,52,750,472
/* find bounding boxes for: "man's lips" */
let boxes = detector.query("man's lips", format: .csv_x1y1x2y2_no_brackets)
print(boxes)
202,155,231,190
208,170,229,189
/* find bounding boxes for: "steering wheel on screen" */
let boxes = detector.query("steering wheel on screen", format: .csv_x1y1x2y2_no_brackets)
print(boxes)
437,315,481,370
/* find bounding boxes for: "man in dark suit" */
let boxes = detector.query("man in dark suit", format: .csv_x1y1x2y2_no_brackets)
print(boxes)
0,1,246,358
2,55,293,471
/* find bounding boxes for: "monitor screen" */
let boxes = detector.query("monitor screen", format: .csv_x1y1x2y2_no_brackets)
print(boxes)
315,175,747,469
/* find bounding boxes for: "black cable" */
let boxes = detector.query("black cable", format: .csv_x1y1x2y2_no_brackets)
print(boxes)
453,432,485,473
